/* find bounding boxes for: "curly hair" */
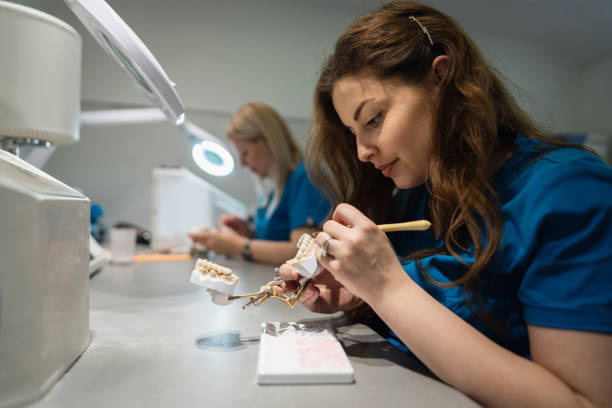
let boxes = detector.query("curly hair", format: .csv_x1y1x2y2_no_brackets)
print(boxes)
307,1,553,328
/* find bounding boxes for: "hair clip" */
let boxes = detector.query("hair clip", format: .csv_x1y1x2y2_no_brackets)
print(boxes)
409,15,434,46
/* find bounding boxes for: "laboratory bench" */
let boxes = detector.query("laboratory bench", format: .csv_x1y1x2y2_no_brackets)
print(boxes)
27,257,480,408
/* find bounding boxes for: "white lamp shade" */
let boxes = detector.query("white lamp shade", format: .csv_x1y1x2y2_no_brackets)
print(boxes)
191,141,235,177
0,1,81,146
64,0,184,126
183,121,235,177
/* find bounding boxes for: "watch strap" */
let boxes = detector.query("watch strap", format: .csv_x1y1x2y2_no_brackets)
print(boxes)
241,239,253,261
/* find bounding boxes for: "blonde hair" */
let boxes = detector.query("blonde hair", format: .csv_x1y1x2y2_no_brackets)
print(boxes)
227,102,301,201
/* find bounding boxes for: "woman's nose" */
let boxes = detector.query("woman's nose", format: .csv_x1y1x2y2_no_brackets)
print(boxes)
356,139,376,162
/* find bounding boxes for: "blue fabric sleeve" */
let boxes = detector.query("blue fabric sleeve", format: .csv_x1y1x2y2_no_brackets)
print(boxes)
287,167,330,230
518,158,612,333
255,163,331,241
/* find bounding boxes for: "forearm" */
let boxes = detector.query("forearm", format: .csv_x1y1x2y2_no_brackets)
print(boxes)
370,275,593,408
249,226,319,265
250,240,301,265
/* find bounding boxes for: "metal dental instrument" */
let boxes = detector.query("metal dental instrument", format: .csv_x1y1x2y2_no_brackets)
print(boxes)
227,268,303,309
227,220,432,310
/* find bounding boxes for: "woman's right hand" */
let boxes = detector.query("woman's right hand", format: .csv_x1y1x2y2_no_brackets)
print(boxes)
219,214,250,237
278,263,361,314
314,203,407,306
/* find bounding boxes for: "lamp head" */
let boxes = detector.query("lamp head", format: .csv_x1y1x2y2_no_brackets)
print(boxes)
64,0,184,126
181,121,235,177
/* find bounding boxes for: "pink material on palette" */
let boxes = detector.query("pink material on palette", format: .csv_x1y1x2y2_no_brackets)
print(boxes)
256,322,354,384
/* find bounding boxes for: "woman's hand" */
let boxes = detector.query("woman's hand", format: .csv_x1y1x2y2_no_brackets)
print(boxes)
315,203,406,305
278,263,361,314
219,214,251,237
188,227,247,256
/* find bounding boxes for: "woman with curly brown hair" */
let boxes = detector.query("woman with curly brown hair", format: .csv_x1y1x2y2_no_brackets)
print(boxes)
280,2,612,406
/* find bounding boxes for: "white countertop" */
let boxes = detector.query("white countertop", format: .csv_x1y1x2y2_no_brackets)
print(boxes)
28,256,479,408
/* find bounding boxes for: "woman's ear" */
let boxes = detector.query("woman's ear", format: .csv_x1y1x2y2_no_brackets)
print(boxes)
432,55,449,83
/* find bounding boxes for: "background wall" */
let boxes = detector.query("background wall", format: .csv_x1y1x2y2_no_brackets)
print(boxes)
8,0,612,233
579,56,612,134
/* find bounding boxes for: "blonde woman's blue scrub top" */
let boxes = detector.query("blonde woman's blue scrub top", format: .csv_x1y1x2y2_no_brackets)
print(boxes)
254,162,330,240
379,136,612,356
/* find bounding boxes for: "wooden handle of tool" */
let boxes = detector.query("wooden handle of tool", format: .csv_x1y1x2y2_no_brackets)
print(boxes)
377,220,431,232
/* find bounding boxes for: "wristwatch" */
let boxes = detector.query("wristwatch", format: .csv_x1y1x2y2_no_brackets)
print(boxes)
241,240,253,261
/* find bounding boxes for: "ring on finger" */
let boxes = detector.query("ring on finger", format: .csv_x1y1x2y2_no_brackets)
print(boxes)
321,236,333,257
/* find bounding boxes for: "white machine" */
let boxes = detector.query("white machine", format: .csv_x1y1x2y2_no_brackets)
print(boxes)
0,150,90,408
0,4,87,407
0,1,184,406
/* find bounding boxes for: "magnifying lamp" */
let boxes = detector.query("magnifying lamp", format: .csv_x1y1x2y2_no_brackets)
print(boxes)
182,121,235,177
64,0,184,126
79,109,236,177
68,0,235,177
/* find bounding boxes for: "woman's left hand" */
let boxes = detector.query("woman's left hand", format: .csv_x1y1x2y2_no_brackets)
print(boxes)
219,214,251,237
315,203,406,305
188,227,246,256
278,264,361,314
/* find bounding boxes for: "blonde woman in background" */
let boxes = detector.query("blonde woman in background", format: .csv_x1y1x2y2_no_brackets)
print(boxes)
189,102,330,265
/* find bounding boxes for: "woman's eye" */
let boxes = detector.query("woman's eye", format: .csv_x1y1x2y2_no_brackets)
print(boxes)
366,112,382,128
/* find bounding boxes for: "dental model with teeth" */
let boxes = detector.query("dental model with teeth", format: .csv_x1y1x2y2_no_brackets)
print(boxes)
284,233,322,279
190,236,324,309
190,258,239,305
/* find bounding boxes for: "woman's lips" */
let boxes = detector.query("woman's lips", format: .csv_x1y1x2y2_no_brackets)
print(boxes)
379,159,398,177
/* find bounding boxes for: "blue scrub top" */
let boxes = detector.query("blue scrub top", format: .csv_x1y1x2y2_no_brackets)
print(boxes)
381,135,612,356
254,161,330,241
